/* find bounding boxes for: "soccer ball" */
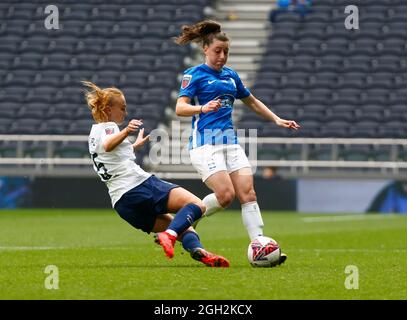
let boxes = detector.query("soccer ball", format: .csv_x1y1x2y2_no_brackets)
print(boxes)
247,236,281,267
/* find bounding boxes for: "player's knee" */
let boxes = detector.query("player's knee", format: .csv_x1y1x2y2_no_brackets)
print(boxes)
239,188,257,203
217,190,235,208
191,200,206,214
246,188,257,202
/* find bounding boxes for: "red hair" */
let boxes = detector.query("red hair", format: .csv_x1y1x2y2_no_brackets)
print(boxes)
82,81,123,123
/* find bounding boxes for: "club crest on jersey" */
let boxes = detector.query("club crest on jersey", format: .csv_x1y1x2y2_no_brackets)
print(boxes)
105,127,114,135
216,94,235,109
181,75,192,89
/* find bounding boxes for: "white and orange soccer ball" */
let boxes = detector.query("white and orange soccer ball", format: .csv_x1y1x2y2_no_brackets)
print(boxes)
247,236,281,267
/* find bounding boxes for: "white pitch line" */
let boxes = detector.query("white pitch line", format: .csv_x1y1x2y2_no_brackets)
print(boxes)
0,246,135,251
1,246,405,253
0,246,67,251
302,215,397,223
290,248,407,253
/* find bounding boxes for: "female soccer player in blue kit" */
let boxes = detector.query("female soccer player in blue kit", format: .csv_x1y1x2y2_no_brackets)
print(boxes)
175,20,300,264
83,81,229,267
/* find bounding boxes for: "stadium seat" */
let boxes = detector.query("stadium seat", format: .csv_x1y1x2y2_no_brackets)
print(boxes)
33,71,64,87
339,145,371,161
308,144,333,161
319,127,348,138
47,103,72,120
295,119,321,137
378,127,406,139
361,89,389,105
397,145,407,161
349,121,379,138
0,119,13,134
17,104,51,120
0,36,18,54
3,71,33,87
360,11,387,23
54,141,89,158
325,105,355,123
366,73,394,89
9,119,43,135
89,6,120,21
296,108,322,124
0,103,20,119
0,140,18,157
24,141,50,158
371,151,393,162
308,72,337,89
356,104,384,122
305,11,331,23
42,119,72,135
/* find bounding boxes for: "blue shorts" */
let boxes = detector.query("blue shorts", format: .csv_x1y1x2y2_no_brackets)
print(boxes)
114,175,179,234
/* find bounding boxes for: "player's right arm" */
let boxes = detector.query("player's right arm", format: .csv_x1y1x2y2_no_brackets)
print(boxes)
176,70,221,116
103,119,142,152
176,96,221,116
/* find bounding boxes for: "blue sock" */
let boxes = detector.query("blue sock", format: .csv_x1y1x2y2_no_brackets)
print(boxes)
167,203,203,235
182,231,203,252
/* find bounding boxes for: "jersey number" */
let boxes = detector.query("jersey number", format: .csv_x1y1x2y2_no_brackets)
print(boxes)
91,153,112,181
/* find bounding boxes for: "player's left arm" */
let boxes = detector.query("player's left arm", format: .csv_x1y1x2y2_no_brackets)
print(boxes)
132,127,150,150
103,120,146,152
241,94,300,130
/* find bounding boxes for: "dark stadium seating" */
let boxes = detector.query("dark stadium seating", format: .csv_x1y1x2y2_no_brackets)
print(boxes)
0,0,212,162
0,140,18,157
245,0,407,141
308,144,332,161
24,141,49,158
0,0,210,138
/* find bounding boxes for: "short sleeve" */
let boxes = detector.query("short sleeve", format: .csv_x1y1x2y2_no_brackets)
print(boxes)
178,70,198,98
233,71,251,99
100,123,120,144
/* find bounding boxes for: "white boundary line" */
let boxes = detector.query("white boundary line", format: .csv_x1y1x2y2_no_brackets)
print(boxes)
291,248,407,253
301,215,398,222
0,246,135,251
0,246,405,253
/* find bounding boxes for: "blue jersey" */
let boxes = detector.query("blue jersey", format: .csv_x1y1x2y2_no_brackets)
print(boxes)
178,63,251,150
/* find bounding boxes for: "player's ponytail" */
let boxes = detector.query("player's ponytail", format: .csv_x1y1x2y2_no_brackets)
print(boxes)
82,81,123,123
174,20,229,47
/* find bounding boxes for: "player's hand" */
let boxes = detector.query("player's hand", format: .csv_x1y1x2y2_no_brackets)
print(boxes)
275,118,301,130
133,127,150,150
201,99,221,113
126,119,143,134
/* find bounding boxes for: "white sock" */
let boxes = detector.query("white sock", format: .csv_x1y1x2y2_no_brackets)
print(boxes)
166,229,177,237
241,201,264,241
192,193,223,227
202,193,223,217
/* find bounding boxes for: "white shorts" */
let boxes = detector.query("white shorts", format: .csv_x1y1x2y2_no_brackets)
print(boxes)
189,144,252,182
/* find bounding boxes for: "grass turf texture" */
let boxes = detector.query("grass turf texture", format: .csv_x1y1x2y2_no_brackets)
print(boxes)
0,209,406,300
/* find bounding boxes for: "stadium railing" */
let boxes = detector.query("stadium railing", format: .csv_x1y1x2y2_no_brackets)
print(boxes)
1,135,407,179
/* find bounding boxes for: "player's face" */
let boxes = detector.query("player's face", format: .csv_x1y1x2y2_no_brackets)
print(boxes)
204,39,229,71
107,94,127,125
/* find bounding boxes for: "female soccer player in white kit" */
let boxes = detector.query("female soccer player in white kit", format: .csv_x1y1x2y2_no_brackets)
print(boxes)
84,81,229,267
175,21,300,264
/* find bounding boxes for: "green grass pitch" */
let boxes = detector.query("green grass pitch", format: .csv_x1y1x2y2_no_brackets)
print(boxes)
0,209,406,300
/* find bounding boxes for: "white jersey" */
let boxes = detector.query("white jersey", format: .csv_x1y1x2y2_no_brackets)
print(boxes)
88,122,151,207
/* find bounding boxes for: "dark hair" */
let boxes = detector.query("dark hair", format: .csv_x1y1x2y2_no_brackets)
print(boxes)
173,20,229,47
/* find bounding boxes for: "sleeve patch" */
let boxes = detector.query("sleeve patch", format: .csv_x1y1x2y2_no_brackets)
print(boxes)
105,127,115,135
181,74,192,89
